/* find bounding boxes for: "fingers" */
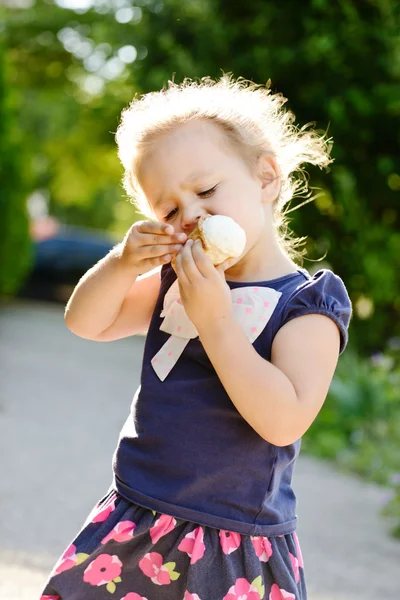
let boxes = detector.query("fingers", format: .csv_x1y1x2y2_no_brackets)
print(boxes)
175,239,202,285
123,220,188,269
175,239,215,283
135,243,184,260
135,220,174,236
133,221,187,246
191,239,215,277
174,241,191,286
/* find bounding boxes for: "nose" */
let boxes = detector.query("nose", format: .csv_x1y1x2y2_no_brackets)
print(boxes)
181,204,207,233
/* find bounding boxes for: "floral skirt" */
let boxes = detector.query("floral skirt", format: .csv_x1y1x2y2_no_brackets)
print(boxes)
40,488,307,600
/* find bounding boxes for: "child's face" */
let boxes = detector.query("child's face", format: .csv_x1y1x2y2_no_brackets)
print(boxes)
138,119,273,258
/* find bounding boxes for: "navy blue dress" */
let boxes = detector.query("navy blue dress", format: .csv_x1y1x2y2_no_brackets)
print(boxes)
40,264,352,600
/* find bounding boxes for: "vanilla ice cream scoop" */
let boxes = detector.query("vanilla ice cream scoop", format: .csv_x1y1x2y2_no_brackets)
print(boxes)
185,214,246,265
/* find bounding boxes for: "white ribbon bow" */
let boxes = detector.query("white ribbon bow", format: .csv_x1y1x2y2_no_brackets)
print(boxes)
151,280,282,381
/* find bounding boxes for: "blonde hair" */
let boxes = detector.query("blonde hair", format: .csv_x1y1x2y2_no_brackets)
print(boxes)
116,74,333,260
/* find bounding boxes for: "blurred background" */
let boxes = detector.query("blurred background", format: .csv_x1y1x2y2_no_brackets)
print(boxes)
0,0,399,598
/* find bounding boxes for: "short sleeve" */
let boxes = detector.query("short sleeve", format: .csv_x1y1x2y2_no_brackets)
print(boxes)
279,269,352,354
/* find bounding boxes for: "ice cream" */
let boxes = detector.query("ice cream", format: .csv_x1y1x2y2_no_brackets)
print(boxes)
173,214,246,267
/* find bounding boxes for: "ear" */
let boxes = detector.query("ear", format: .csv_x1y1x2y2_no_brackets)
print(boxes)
257,154,281,204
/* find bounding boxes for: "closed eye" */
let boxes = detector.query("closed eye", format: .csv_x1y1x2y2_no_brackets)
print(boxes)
164,184,217,220
198,185,218,198
165,207,178,221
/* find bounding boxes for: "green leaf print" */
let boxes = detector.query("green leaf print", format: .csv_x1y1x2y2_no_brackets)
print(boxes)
106,581,116,593
164,561,180,580
75,553,89,565
252,575,265,598
113,577,122,583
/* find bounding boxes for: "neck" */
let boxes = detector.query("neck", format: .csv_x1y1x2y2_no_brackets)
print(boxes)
225,220,300,283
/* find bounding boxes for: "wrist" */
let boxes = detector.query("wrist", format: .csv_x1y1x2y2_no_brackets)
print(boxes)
196,310,236,339
111,243,141,278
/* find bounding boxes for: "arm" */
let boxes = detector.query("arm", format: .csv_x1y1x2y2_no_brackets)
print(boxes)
65,221,186,341
65,245,147,340
174,238,340,446
197,313,340,446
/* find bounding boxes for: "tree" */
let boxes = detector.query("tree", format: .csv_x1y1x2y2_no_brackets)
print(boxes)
2,0,399,351
0,40,32,296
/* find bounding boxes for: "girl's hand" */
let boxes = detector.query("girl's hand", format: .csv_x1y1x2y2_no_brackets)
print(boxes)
174,238,237,332
120,221,187,275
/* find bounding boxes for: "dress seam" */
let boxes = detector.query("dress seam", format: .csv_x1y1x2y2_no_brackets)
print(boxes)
113,478,297,537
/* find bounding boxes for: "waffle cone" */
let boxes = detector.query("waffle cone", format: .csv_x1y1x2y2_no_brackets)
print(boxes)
171,215,239,268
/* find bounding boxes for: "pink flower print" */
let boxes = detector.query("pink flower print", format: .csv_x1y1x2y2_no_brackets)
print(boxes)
251,536,273,562
149,513,177,544
184,592,202,600
293,532,304,568
54,543,78,574
54,543,89,574
178,526,206,564
139,552,180,585
40,596,60,600
219,530,241,555
83,554,122,586
101,520,136,544
91,498,116,523
121,594,148,600
223,577,261,600
290,552,300,584
269,584,296,600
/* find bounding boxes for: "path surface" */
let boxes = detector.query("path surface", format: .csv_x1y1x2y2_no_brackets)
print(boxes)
0,300,398,600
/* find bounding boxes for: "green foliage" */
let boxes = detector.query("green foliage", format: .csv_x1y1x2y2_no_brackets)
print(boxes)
2,0,399,349
302,344,400,537
1,0,399,538
0,41,32,296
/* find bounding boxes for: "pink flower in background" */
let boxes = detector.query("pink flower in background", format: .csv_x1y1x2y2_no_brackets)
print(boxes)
54,543,78,574
91,498,116,523
139,552,171,585
149,513,177,543
178,526,206,564
251,536,273,562
101,520,136,544
83,554,122,586
293,532,304,568
121,594,148,600
269,584,296,600
219,530,241,554
184,592,202,600
223,578,261,600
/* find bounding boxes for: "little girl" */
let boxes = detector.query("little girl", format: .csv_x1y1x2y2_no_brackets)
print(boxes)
40,75,352,600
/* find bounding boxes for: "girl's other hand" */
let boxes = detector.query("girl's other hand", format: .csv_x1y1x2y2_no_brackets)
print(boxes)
174,238,234,331
120,221,187,275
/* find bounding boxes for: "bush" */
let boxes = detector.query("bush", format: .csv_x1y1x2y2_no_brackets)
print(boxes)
0,42,32,296
302,342,400,537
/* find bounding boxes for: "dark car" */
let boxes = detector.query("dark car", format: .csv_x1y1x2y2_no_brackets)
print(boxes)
19,218,115,302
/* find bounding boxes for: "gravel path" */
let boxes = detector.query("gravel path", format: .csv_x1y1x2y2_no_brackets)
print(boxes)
0,300,398,599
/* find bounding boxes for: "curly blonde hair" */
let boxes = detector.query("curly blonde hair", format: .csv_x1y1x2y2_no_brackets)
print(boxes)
115,74,333,260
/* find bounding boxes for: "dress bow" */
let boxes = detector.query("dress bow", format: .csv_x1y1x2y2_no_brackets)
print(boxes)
151,280,282,381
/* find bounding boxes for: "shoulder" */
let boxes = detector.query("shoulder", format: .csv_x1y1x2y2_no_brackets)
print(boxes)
277,268,353,354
